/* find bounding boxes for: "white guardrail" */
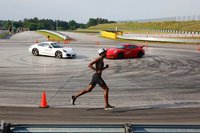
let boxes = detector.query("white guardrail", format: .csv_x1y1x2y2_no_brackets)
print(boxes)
118,34,200,43
38,30,68,40
2,123,200,133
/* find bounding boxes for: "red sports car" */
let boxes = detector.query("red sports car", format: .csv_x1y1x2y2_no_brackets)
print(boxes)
106,43,145,59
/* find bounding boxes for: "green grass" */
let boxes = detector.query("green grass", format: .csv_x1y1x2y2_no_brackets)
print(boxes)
74,29,100,33
88,21,200,33
37,31,64,41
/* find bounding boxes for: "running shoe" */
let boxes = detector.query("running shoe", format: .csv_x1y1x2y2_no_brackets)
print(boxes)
105,105,115,110
71,95,76,105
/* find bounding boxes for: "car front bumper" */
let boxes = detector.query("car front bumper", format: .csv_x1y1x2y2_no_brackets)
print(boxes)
65,53,76,58
106,53,117,59
28,47,32,53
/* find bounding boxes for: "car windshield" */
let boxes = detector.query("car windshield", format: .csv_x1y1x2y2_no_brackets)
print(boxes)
116,45,126,49
128,45,138,49
51,43,63,48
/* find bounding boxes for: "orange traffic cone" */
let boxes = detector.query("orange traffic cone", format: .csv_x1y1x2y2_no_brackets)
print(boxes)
64,40,67,44
96,41,100,45
39,91,49,108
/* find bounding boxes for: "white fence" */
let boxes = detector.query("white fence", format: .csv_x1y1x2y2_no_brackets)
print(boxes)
118,34,200,43
120,15,200,22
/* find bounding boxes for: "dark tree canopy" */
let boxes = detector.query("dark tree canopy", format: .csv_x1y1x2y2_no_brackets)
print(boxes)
0,17,116,31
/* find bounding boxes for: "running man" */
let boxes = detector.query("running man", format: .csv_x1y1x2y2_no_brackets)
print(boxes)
71,48,114,110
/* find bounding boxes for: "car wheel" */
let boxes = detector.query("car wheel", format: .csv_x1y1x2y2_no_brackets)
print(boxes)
137,51,144,58
32,48,39,56
117,53,124,59
55,51,62,59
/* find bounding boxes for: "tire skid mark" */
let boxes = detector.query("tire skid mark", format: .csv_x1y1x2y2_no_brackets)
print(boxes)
105,53,200,108
6,53,34,67
6,52,88,68
48,68,93,104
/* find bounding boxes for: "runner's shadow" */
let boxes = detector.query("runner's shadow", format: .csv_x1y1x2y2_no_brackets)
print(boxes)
86,106,156,113
86,108,104,111
110,102,200,113
110,107,156,113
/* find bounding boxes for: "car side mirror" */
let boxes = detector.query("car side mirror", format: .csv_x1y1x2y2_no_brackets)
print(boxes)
49,46,52,49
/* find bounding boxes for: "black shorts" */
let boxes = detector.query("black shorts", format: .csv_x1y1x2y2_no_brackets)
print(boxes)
89,73,107,87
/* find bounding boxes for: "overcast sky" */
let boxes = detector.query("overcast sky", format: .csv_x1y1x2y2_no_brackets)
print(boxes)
0,0,200,23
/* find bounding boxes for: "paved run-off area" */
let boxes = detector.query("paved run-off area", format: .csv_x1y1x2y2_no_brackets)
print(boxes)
0,31,200,124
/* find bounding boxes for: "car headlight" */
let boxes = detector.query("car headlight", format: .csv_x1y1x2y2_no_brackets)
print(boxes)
63,50,67,53
113,50,118,54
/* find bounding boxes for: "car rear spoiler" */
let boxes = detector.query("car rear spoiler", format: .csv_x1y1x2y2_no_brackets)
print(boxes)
139,45,145,48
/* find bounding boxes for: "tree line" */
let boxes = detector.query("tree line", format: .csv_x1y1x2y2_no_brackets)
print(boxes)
0,17,116,31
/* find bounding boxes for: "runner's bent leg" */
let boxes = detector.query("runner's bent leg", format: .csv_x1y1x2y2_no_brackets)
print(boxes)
75,84,95,99
71,84,95,105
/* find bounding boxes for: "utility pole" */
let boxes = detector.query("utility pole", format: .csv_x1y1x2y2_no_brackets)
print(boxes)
56,20,58,31
12,20,14,34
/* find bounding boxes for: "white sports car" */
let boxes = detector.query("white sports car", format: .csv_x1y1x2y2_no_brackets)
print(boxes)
29,42,76,58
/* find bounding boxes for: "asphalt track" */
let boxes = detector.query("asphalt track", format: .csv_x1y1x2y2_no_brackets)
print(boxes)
0,31,200,124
